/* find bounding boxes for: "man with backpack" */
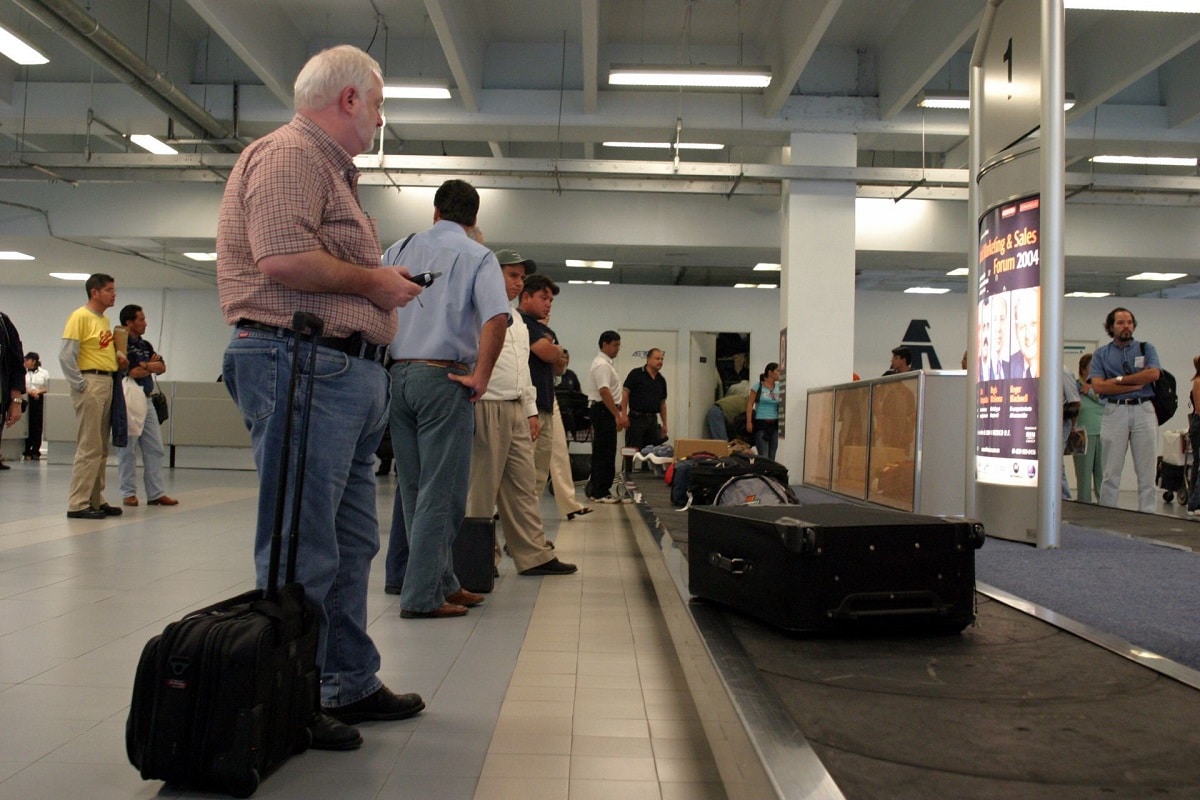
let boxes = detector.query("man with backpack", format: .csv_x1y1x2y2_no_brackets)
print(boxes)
1086,307,1161,512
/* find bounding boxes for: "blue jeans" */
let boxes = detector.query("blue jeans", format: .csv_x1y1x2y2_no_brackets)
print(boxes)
1187,414,1200,512
384,480,407,589
753,419,779,460
1060,424,1071,500
222,329,389,707
117,403,166,501
705,405,727,441
388,362,474,613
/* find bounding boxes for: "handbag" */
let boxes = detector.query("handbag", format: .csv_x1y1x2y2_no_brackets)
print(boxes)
1064,427,1087,456
150,379,169,425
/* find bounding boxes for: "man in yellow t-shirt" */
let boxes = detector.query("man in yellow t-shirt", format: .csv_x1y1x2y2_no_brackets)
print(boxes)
59,273,126,519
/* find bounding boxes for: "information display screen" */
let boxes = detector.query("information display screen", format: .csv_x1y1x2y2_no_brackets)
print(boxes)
975,195,1041,486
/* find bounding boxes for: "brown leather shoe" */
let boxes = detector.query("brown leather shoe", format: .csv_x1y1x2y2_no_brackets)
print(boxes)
123,496,139,507
445,589,484,607
148,495,179,506
400,602,468,619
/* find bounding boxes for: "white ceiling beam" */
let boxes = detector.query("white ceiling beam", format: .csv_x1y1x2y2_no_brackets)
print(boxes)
1161,42,1200,130
762,0,843,116
1066,13,1200,120
581,0,599,115
877,0,982,120
424,0,484,113
184,0,304,109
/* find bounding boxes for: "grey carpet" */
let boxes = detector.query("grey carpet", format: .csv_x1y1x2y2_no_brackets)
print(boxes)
976,525,1200,670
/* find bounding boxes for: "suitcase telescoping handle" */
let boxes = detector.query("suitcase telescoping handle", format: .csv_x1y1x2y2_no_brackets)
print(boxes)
265,311,325,602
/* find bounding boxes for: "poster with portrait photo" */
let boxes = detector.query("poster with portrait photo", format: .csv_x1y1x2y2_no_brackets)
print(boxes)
976,195,1041,487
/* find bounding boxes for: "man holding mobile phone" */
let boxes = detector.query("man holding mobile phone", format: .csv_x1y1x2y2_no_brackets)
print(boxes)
383,179,510,619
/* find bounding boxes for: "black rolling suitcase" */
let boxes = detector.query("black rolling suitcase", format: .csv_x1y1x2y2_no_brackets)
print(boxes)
126,312,326,797
455,517,497,593
688,503,985,634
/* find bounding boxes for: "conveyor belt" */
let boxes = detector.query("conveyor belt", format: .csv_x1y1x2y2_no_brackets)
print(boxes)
623,474,1200,800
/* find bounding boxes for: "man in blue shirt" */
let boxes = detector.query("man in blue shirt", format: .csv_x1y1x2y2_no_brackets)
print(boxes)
1086,307,1161,512
383,179,510,619
115,305,178,508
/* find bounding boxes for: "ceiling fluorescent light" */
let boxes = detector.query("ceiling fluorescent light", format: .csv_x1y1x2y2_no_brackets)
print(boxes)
754,263,782,271
946,268,969,276
1065,291,1113,298
0,251,35,260
1126,272,1187,281
917,90,970,110
1091,155,1198,167
565,259,614,269
50,272,90,281
0,25,48,65
609,64,771,89
567,280,610,285
734,283,778,289
905,287,951,294
1065,1,1200,11
383,81,451,100
130,134,178,155
602,141,724,150
184,252,218,261
918,90,1074,110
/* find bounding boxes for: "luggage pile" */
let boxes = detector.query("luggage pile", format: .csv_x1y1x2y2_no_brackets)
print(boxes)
667,451,794,508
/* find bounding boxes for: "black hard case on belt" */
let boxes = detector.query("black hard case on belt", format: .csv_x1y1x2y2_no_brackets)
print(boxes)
126,313,326,797
688,504,985,634
455,517,497,593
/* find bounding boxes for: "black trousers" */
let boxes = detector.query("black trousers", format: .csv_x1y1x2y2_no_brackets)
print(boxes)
587,402,617,499
24,395,44,456
624,414,660,471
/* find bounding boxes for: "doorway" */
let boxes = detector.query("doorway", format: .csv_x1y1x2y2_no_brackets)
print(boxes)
688,331,750,439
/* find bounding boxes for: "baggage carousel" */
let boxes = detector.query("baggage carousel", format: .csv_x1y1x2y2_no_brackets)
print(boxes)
621,476,1200,800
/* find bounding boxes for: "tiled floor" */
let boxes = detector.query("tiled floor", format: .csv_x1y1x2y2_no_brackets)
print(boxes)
0,461,725,800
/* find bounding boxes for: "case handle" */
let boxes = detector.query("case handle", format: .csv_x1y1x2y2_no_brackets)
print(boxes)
708,553,754,575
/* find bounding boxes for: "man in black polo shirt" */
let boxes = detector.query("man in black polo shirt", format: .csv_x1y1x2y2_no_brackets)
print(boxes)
622,348,668,471
517,273,563,493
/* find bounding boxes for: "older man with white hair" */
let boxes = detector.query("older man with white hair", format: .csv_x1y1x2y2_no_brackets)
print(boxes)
217,44,424,751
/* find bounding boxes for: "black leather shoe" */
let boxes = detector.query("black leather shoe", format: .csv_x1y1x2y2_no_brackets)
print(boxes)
309,712,363,751
66,508,106,520
384,584,402,595
98,503,123,517
326,686,425,724
519,557,578,576
566,507,594,521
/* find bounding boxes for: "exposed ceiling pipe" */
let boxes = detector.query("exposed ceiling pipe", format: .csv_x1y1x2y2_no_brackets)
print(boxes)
10,0,242,153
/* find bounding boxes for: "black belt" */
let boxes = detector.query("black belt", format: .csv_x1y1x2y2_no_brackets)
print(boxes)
81,369,114,375
236,320,387,364
1111,397,1149,405
629,411,657,417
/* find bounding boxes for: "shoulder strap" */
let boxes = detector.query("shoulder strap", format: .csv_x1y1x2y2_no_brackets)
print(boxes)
385,232,416,265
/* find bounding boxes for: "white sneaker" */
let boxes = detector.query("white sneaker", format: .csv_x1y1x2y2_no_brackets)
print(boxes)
595,496,620,504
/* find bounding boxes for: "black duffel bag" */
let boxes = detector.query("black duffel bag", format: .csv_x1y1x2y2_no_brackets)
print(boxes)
688,452,789,506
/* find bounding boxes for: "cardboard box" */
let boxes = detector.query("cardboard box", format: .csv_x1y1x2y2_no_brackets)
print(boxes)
675,438,731,459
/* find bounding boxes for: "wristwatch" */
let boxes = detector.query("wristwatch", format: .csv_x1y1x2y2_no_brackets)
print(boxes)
1117,375,1124,384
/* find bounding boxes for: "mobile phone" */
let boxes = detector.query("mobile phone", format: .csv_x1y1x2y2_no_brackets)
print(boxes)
409,271,442,287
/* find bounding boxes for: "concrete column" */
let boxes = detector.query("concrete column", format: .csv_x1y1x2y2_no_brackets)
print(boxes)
777,133,857,470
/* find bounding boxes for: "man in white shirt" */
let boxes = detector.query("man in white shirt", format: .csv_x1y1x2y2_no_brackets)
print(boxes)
586,330,628,502
465,250,576,576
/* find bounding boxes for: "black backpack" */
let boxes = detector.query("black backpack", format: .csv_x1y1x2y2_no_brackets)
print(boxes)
1141,343,1178,426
